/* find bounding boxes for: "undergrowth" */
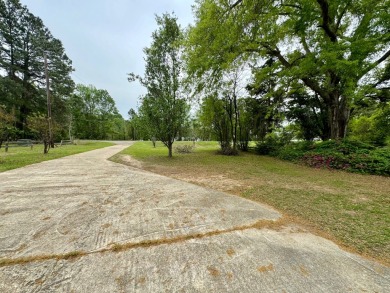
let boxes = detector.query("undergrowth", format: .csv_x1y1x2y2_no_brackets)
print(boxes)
257,139,390,176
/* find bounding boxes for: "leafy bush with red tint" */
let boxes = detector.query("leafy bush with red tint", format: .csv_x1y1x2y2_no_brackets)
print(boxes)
259,139,390,176
299,141,390,175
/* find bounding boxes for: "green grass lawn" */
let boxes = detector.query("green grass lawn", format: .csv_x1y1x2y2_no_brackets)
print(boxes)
113,141,390,265
0,141,114,172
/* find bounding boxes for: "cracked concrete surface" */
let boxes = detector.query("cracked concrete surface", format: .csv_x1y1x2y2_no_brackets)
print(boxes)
0,141,389,292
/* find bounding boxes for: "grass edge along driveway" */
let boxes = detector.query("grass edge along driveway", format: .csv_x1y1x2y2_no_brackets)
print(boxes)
111,141,390,266
0,141,114,173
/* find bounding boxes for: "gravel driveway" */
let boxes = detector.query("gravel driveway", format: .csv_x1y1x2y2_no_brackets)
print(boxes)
0,142,389,292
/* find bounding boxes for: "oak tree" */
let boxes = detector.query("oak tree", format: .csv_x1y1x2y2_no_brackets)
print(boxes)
186,0,390,139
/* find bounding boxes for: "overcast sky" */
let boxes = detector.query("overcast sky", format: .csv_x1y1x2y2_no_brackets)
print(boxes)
19,0,195,118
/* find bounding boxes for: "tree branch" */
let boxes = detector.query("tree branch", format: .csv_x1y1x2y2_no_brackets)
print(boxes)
373,48,390,68
266,45,292,68
230,0,243,9
247,40,327,102
302,77,328,101
316,0,337,42
300,35,312,55
335,0,351,31
280,4,302,10
360,48,390,78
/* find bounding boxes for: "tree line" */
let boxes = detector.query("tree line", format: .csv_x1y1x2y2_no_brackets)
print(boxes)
2,0,389,156
0,0,126,152
130,0,390,156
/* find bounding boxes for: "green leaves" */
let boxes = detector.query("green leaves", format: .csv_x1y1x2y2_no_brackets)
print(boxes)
130,14,189,157
69,84,119,139
0,0,74,134
186,0,390,139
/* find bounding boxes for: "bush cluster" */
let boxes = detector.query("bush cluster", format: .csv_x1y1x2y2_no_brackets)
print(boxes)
219,146,239,156
174,144,194,154
256,139,390,176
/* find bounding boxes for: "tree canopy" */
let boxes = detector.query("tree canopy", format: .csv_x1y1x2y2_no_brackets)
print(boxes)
0,0,74,134
69,84,120,140
185,0,390,140
129,13,189,157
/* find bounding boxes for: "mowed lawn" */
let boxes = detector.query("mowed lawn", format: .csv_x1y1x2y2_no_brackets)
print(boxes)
0,141,114,172
113,141,390,265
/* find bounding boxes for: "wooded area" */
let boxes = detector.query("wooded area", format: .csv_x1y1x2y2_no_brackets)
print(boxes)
185,0,390,148
130,0,390,162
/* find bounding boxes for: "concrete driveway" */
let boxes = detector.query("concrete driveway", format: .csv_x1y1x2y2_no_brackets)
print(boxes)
0,142,389,292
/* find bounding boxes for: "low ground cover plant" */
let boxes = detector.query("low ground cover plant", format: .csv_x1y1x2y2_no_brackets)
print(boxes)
257,139,390,176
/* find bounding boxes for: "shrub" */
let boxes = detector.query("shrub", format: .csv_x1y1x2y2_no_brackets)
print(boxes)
299,141,390,176
255,135,282,155
313,139,374,155
301,152,349,170
277,141,314,161
255,130,298,156
219,146,239,156
256,137,390,176
174,144,194,154
349,106,390,146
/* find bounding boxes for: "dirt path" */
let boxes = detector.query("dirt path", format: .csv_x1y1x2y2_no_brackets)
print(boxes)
0,142,389,292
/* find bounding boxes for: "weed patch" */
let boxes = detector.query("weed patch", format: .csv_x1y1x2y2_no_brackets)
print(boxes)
0,218,283,268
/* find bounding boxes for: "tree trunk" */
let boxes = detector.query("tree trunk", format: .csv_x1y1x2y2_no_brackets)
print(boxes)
17,104,28,133
328,94,350,140
168,143,173,157
232,93,238,151
226,97,236,150
43,139,49,154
